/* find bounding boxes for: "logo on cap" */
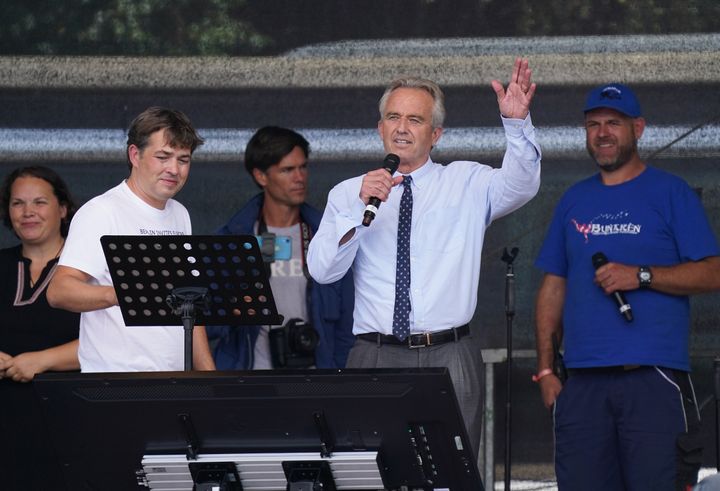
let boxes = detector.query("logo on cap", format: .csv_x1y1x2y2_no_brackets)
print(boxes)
600,86,622,100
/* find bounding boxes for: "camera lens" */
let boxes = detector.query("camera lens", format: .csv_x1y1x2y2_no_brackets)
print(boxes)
289,322,318,354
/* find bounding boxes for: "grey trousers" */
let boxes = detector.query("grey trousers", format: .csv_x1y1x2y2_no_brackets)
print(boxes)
346,333,484,458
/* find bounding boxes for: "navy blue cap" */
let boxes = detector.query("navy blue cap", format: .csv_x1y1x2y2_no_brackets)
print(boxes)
583,83,642,118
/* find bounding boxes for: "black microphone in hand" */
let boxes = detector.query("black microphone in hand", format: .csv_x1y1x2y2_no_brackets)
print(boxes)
591,252,633,322
362,153,400,227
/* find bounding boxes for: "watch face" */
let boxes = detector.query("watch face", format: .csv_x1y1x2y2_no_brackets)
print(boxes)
639,271,651,281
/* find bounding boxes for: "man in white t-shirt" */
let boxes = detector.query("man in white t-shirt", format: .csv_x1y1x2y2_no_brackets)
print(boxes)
48,107,215,372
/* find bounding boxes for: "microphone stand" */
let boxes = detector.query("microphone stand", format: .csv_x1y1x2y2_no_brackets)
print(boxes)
501,247,519,491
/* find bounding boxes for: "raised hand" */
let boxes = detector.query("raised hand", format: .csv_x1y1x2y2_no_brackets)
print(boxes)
491,57,536,120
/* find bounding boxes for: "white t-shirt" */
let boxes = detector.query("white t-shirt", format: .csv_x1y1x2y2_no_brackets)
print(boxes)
59,181,192,372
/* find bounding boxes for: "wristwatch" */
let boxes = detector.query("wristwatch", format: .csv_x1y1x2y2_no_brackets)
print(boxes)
638,266,652,289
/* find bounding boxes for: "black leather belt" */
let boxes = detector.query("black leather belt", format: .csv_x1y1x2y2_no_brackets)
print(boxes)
356,324,470,348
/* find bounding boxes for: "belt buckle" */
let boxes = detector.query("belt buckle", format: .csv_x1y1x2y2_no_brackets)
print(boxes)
408,332,432,349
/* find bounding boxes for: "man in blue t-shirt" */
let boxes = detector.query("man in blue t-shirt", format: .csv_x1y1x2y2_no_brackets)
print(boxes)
533,83,720,490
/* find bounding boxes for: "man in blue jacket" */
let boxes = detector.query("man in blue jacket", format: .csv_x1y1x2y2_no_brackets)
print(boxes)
207,126,354,369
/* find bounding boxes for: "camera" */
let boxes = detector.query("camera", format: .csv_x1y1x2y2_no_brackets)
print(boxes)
268,318,318,368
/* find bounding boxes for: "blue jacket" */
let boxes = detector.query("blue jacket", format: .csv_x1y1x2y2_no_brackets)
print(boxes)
206,193,355,369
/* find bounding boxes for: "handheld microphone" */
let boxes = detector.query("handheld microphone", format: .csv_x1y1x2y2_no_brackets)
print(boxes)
591,252,633,322
362,153,400,227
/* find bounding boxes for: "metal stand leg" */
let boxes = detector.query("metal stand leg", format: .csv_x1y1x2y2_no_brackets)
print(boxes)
715,357,720,472
484,361,496,491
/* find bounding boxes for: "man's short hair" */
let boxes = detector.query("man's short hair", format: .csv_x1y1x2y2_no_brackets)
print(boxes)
244,126,310,188
378,77,446,129
126,107,204,171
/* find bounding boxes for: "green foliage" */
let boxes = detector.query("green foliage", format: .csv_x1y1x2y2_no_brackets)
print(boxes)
488,0,720,36
1,0,719,56
0,0,271,55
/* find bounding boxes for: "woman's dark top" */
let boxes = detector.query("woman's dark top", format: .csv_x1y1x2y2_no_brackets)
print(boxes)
0,245,80,490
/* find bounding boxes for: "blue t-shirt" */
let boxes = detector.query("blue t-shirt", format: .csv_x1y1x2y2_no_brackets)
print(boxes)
536,166,719,370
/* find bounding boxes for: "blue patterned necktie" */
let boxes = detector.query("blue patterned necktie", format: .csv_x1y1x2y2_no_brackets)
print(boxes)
392,175,413,341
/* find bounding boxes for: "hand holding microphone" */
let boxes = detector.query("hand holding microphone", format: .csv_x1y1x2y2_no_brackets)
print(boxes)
591,252,633,322
361,153,401,226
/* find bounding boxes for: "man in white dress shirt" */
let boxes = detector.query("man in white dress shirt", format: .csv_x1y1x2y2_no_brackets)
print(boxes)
307,59,541,455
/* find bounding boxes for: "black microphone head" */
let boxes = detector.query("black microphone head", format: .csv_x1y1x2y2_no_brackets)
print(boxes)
592,252,608,270
383,153,400,174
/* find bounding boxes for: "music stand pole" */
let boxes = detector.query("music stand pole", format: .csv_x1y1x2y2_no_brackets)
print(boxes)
715,357,720,471
501,247,519,491
167,287,210,371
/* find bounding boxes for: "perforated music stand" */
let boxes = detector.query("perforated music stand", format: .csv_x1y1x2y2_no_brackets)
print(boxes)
101,235,283,370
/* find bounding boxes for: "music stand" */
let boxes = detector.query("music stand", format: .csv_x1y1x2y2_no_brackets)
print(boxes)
101,235,282,370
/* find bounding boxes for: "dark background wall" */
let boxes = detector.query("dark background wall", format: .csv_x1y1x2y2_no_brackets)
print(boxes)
1,83,718,471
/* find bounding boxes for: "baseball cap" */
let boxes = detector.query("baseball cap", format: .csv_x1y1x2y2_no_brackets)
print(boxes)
583,83,642,118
